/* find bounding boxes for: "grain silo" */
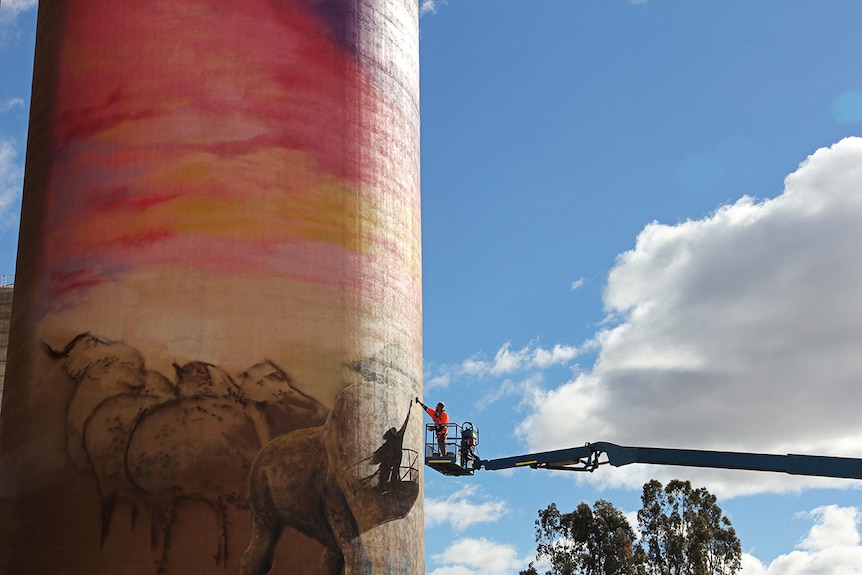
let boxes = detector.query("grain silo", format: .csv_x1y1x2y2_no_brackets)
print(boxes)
0,1,423,573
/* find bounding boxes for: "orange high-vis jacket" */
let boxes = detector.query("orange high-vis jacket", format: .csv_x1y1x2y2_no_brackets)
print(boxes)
425,406,449,434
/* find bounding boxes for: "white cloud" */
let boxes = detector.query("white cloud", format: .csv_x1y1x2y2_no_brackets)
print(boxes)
490,342,529,375
742,505,862,574
420,0,447,17
571,278,585,290
425,340,587,406
0,0,36,20
797,505,861,551
459,357,489,378
624,510,640,539
425,484,507,532
0,137,23,226
0,98,24,112
425,371,452,390
429,537,530,575
466,341,584,378
475,372,545,411
519,137,862,497
533,343,580,368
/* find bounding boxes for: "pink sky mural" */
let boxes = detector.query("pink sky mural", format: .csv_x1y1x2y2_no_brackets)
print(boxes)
41,0,416,312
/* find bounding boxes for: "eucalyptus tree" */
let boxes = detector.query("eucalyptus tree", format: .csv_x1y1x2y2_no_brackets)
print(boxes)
520,479,741,575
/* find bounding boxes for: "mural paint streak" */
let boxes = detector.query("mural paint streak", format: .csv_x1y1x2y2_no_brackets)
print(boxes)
0,1,422,574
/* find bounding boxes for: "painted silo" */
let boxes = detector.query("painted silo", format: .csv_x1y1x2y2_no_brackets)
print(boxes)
0,1,423,574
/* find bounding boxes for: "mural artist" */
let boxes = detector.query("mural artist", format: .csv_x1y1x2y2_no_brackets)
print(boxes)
417,398,448,455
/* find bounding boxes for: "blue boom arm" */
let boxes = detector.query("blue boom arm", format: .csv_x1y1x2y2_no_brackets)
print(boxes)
476,442,862,480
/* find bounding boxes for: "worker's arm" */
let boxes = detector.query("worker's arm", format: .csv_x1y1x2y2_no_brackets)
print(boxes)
415,397,435,419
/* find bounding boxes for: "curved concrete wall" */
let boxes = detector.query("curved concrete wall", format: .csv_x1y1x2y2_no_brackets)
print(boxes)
0,1,422,573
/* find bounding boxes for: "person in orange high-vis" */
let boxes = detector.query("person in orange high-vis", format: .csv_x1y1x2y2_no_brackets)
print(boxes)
417,398,449,455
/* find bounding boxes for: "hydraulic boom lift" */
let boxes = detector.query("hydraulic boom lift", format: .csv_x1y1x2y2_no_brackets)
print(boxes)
424,423,862,480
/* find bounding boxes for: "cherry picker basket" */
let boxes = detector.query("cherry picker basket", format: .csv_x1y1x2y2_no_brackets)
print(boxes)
424,421,479,476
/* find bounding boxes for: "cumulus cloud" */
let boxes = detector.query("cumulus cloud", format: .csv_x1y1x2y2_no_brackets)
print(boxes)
518,137,862,497
429,537,530,575
425,484,507,532
797,505,861,551
742,505,862,574
0,137,23,226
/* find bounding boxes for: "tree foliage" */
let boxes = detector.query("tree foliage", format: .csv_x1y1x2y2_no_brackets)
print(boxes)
521,480,741,575
637,480,741,575
520,500,645,575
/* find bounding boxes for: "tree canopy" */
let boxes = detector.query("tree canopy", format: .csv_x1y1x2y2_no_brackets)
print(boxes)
520,479,741,575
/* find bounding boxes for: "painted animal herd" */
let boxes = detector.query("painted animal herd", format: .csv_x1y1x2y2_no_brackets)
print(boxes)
45,332,414,574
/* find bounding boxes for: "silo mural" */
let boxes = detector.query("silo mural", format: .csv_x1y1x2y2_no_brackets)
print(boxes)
0,1,422,574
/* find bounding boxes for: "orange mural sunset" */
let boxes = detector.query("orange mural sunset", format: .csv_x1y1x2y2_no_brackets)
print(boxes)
42,0,403,310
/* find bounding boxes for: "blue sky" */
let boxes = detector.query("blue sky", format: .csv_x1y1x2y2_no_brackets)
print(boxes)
3,1,862,574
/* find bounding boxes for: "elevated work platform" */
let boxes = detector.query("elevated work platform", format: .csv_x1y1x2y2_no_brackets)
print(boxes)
424,421,479,476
